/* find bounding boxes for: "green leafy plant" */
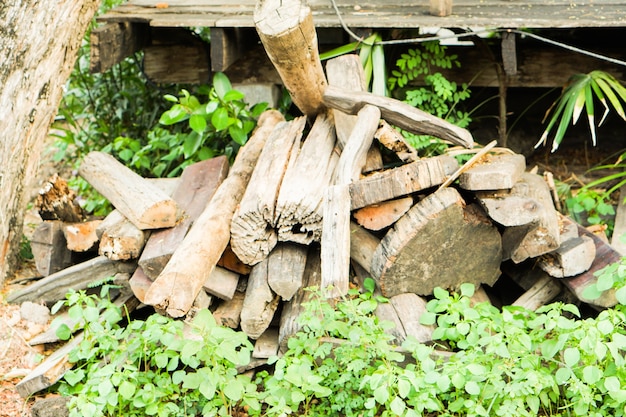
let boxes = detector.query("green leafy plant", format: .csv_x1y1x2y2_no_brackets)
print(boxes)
564,187,615,234
583,256,626,304
535,70,626,152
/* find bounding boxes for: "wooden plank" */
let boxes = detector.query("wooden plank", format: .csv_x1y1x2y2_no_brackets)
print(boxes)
252,327,279,359
538,235,596,278
389,293,434,343
79,151,181,230
144,44,210,84
211,27,257,72
203,266,240,300
30,221,73,277
90,22,149,73
429,0,452,16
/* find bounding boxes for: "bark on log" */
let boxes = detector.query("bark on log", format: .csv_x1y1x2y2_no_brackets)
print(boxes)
322,85,474,148
321,104,381,298
35,174,83,223
231,117,306,265
254,0,327,116
31,221,73,277
0,0,100,284
267,243,308,301
143,110,285,317
349,155,459,210
275,112,338,245
372,187,502,297
79,151,182,229
240,256,281,339
139,157,229,278
99,220,147,260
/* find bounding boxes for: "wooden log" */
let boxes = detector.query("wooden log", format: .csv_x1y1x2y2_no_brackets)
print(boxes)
254,0,327,117
63,220,101,252
203,266,240,301
349,155,459,210
128,266,152,303
278,246,321,352
498,173,561,263
139,157,229,279
213,290,246,329
372,187,502,297
240,256,281,339
389,293,434,343
349,222,380,274
79,151,182,229
375,120,419,163
430,0,453,16
275,112,338,245
230,117,306,265
538,235,596,278
31,221,73,277
35,173,83,223
353,197,413,231
322,85,474,148
7,255,136,304
99,220,147,261
218,245,252,275
512,274,562,311
611,184,626,255
458,153,526,191
252,327,280,359
321,104,381,298
143,110,285,317
267,243,308,301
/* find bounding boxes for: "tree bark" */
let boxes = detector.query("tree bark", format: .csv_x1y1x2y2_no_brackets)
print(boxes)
0,0,100,284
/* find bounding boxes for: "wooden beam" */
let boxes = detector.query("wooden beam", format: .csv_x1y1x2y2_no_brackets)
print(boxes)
90,22,149,73
211,27,258,72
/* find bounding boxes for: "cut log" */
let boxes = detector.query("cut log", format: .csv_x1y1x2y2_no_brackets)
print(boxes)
35,173,83,223
63,220,101,252
458,153,526,191
375,120,419,163
321,104,381,298
240,256,281,339
230,117,306,265
372,187,502,297
78,151,182,229
218,245,252,275
275,112,338,245
139,157,229,279
203,266,240,301
99,219,147,261
213,290,246,329
389,293,434,343
128,266,152,303
349,155,459,210
512,274,562,311
498,173,561,263
143,110,285,317
7,255,136,304
254,0,327,117
31,221,73,277
252,327,280,359
267,243,308,301
278,246,321,352
322,85,474,148
349,222,381,274
538,235,596,278
353,197,413,231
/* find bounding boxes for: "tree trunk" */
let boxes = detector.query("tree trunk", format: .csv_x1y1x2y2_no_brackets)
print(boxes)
0,0,100,284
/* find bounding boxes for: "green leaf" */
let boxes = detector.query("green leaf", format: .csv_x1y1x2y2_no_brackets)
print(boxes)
228,125,247,146
213,72,233,100
374,385,390,404
563,347,580,367
63,368,85,386
555,367,571,384
390,396,406,415
223,90,245,102
460,283,475,297
119,380,136,400
189,113,207,134
464,380,480,396
160,105,189,125
616,285,626,305
582,284,603,300
55,323,72,341
605,375,621,392
223,378,244,401
596,271,615,292
582,365,602,384
183,133,202,159
211,107,231,131
420,311,437,326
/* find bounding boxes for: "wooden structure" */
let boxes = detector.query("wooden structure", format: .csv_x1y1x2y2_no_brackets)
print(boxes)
92,0,626,88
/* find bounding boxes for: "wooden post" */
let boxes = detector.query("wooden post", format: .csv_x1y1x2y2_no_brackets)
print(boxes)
254,0,327,117
143,110,285,317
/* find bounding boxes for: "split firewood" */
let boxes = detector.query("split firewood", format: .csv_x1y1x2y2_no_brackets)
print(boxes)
240,256,281,339
349,221,381,274
138,157,229,278
79,151,182,229
143,110,285,317
7,255,136,304
254,0,327,117
35,173,83,223
267,243,308,301
458,153,526,191
349,155,458,210
321,104,380,298
213,290,246,329
278,246,321,352
203,266,240,301
503,261,564,310
31,221,73,276
375,120,419,163
322,85,474,149
353,197,413,231
389,293,434,343
493,173,561,263
62,220,101,252
371,187,502,297
274,112,338,245
252,327,280,359
218,245,252,275
538,235,596,278
230,117,306,265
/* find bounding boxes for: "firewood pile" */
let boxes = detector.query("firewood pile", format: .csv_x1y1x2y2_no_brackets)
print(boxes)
8,2,622,399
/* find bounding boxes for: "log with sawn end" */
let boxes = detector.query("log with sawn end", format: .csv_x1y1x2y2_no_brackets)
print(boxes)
458,153,526,191
321,104,380,298
349,155,458,210
538,235,596,278
322,85,474,148
240,255,281,339
138,157,229,279
274,112,338,245
267,243,308,301
230,117,306,265
142,110,285,317
353,196,413,231
371,187,502,297
79,151,182,229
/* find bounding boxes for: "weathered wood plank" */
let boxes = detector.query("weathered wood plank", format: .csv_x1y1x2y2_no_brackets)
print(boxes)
267,243,308,301
90,22,148,73
458,153,526,191
389,293,434,343
31,221,73,277
240,256,281,339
